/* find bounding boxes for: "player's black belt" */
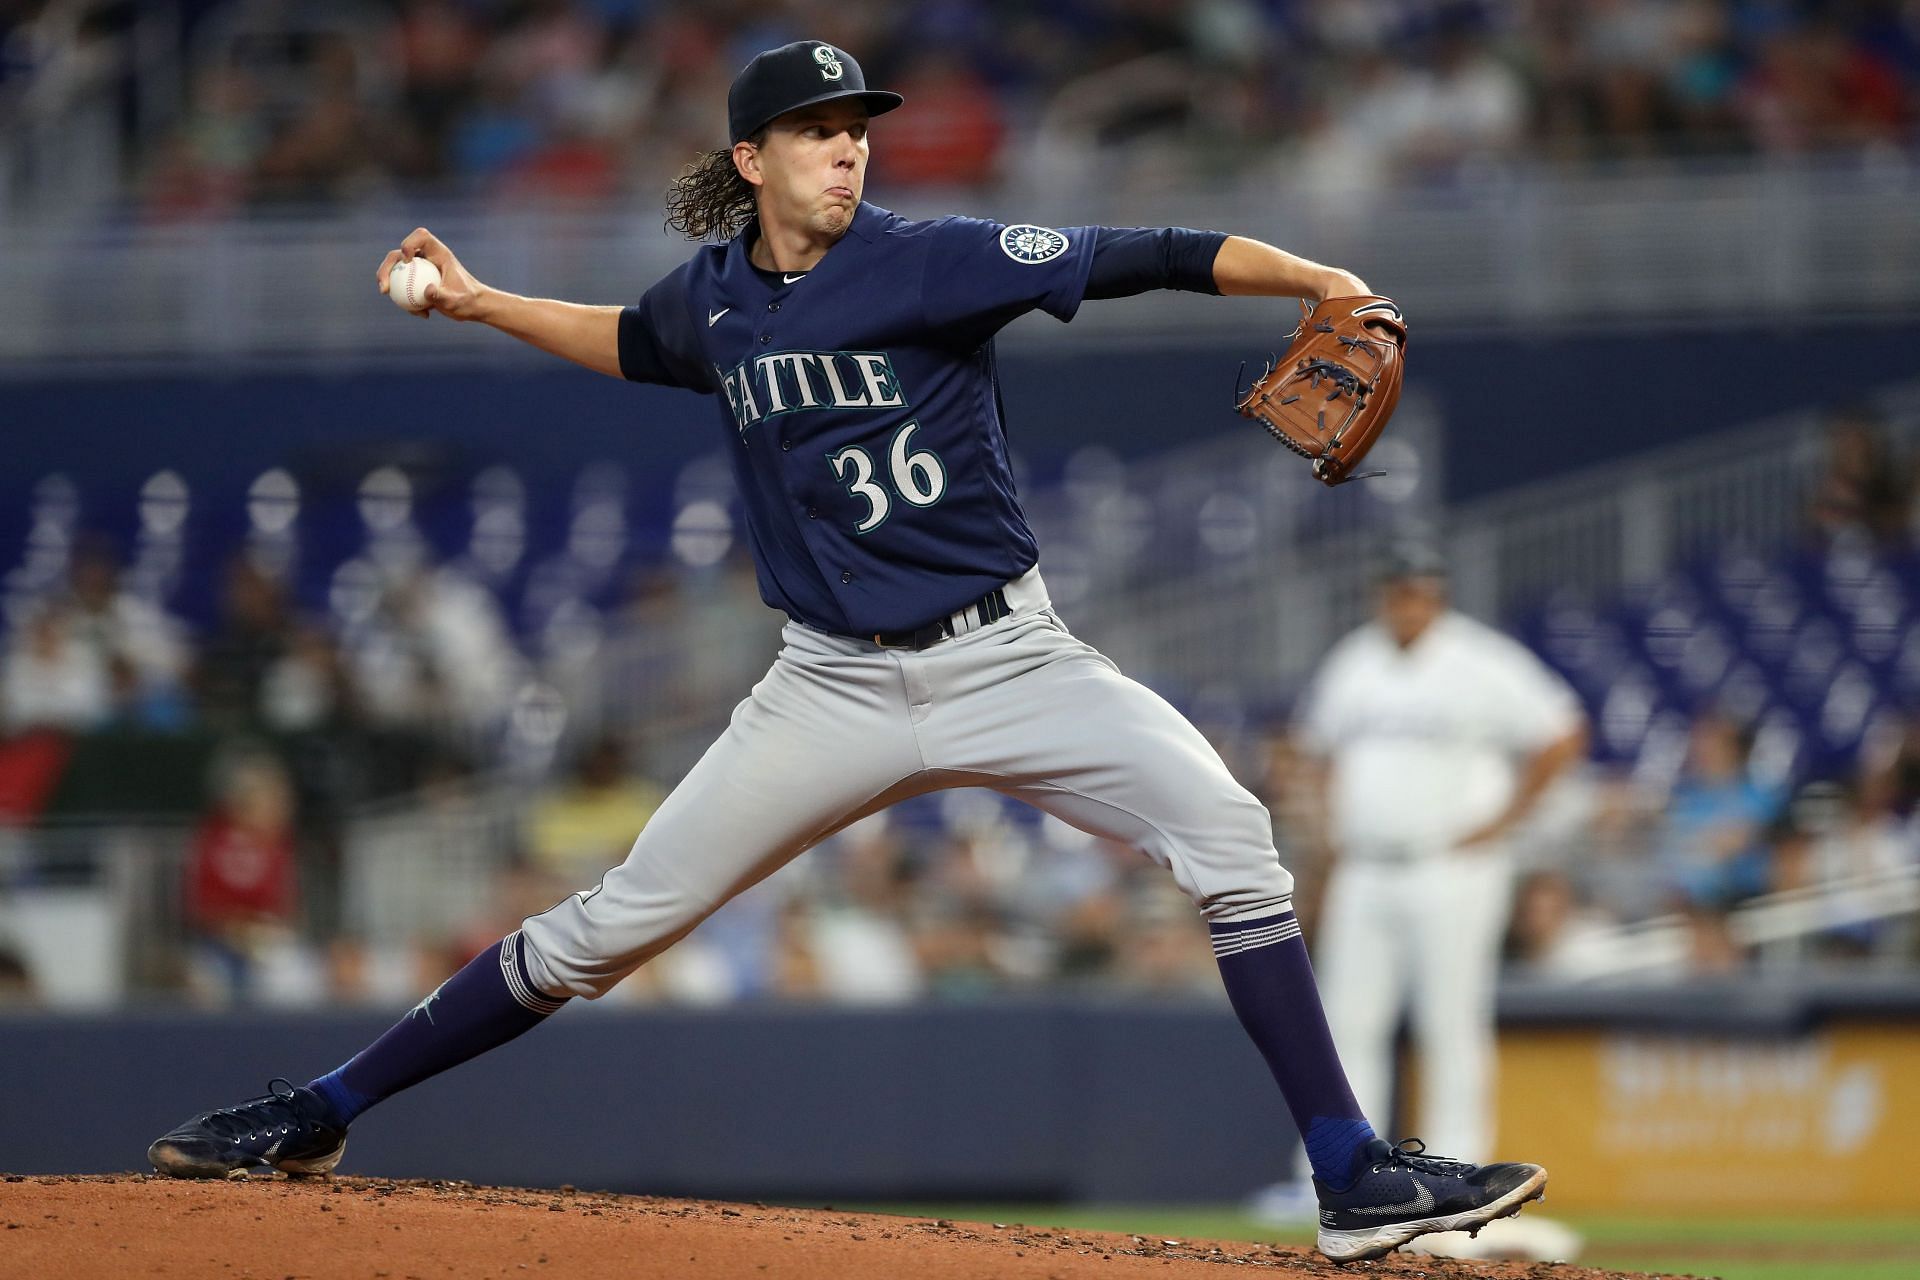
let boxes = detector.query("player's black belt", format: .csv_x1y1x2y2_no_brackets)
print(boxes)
872,586,1013,651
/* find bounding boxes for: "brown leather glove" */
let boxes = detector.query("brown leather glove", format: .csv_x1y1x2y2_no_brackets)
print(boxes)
1235,296,1407,487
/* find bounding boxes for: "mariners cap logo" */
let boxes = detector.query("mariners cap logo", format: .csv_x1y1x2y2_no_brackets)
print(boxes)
999,224,1069,264
728,40,901,142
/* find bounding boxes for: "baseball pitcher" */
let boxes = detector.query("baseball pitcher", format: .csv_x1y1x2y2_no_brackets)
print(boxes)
148,42,1545,1263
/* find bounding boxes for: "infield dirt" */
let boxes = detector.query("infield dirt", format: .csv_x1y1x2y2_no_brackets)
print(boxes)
0,1174,1691,1279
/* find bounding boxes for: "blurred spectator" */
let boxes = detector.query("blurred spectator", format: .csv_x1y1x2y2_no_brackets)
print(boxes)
1108,882,1219,996
525,732,665,885
249,34,385,205
1656,710,1782,912
140,65,267,220
1775,774,1917,956
66,537,189,704
183,754,302,1004
1790,775,1912,888
1737,18,1909,154
11,0,1920,217
1808,404,1910,547
395,0,486,183
105,652,193,732
1680,899,1745,973
1,602,110,732
1885,716,1920,813
1505,869,1624,978
1398,11,1528,181
1255,728,1333,924
200,556,294,731
912,896,1014,999
877,51,1006,187
800,815,924,1003
1027,827,1130,983
260,622,358,735
0,728,75,824
655,874,793,1004
1627,708,1789,974
0,943,36,1007
345,565,523,745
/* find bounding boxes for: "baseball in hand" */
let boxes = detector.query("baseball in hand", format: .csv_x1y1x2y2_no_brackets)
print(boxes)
388,256,442,313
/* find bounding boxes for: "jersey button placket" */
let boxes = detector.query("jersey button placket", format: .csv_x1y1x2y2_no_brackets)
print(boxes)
841,571,853,584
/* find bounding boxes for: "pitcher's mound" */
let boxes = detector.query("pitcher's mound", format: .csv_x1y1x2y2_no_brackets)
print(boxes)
0,1174,1686,1279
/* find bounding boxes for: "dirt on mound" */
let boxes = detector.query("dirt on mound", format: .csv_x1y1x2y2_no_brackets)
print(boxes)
0,1174,1686,1280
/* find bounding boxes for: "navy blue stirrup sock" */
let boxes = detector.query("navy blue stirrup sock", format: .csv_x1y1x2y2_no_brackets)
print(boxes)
1210,911,1376,1187
308,932,568,1126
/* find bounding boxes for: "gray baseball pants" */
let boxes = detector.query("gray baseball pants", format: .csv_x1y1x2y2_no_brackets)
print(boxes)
520,570,1293,999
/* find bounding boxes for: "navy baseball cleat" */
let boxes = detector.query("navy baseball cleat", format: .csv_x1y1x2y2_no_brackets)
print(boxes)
148,1078,348,1179
1313,1138,1547,1264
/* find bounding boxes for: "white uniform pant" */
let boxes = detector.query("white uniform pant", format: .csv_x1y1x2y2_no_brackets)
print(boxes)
1298,850,1515,1168
520,589,1293,999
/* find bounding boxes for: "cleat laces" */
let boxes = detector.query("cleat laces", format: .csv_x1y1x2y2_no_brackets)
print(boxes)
198,1078,313,1145
1372,1138,1474,1178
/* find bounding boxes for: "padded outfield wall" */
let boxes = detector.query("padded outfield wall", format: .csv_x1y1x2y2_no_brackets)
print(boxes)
3,986,1918,1210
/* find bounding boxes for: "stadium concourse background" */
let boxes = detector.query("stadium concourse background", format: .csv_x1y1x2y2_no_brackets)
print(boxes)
4,0,1920,1250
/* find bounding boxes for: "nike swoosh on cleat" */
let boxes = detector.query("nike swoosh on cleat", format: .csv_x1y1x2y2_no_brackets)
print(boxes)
1346,1184,1435,1218
707,308,730,326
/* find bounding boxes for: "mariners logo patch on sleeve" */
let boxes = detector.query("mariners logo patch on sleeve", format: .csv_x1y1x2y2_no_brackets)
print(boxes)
999,224,1069,264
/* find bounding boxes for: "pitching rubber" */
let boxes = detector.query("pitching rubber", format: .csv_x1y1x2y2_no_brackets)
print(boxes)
1315,1166,1549,1264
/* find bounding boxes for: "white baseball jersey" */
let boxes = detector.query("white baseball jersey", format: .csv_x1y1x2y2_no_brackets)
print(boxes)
1290,609,1582,1166
1296,611,1582,858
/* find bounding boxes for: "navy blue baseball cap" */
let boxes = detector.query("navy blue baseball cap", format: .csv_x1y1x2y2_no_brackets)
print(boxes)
1376,539,1449,582
727,40,903,144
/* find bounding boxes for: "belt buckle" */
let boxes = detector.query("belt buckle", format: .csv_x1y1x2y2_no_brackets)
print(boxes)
874,596,992,651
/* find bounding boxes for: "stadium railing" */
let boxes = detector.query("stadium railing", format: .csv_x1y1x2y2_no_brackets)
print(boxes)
2,158,1917,366
1060,376,1920,697
1519,864,1920,983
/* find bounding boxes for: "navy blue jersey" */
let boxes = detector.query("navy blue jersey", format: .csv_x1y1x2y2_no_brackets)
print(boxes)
619,202,1099,635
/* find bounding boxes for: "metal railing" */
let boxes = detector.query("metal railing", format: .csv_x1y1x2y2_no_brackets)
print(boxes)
3,158,1918,368
1059,377,1920,697
1548,863,1920,982
340,779,525,947
0,821,191,1005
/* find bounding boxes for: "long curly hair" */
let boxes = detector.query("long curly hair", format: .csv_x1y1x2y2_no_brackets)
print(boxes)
664,132,765,241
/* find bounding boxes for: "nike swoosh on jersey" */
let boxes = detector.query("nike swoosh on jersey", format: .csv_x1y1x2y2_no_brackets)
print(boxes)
1345,1184,1435,1218
707,308,730,326
782,274,806,284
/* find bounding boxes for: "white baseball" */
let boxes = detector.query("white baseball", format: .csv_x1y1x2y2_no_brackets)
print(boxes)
388,256,442,313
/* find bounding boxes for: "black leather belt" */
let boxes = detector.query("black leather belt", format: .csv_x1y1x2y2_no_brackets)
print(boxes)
872,587,1013,650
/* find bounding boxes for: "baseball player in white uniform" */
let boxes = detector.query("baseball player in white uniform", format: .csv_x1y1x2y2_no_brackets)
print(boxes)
1272,545,1586,1212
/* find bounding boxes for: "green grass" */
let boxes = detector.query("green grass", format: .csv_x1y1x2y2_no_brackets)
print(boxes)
846,1203,1920,1280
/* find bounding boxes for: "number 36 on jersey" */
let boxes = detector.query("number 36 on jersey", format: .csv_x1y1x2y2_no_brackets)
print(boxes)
828,420,946,532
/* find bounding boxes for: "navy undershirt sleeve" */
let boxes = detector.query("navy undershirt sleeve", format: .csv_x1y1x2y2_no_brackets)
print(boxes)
1083,227,1227,300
